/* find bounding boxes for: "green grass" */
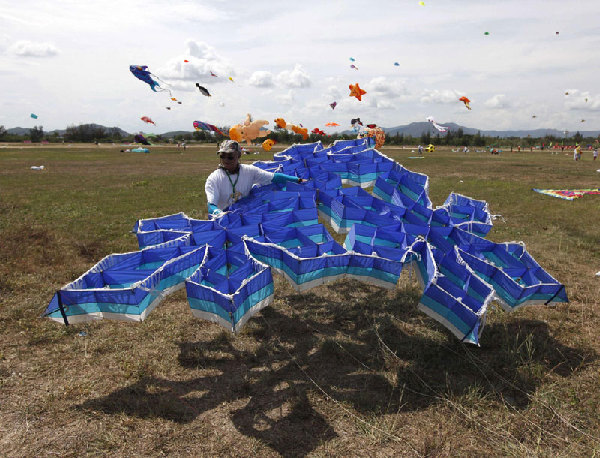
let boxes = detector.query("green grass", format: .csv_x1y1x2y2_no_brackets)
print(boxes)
0,143,599,456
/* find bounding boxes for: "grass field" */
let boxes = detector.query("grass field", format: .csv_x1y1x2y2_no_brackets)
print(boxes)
1,143,599,456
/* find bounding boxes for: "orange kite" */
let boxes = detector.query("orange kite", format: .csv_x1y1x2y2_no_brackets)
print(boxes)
325,122,340,127
274,118,287,129
459,96,471,110
349,83,366,101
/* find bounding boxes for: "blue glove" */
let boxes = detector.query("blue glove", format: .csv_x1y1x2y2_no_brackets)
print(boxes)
208,203,222,217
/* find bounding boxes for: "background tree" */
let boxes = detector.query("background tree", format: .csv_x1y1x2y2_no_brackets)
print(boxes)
30,125,44,143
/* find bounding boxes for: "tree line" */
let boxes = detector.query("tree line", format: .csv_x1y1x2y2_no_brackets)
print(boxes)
0,123,596,147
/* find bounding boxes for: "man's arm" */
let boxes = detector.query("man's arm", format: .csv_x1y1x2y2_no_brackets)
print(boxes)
205,173,223,215
272,173,303,184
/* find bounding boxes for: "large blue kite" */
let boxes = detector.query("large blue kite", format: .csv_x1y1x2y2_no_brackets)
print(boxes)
44,139,567,344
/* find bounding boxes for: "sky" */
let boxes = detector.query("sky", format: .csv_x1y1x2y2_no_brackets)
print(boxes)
1,0,599,134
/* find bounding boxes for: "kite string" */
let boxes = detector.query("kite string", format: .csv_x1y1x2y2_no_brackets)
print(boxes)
456,343,600,443
259,314,423,456
280,301,528,453
370,321,535,455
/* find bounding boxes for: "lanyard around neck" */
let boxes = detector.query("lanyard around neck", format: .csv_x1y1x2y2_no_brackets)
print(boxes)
224,167,240,195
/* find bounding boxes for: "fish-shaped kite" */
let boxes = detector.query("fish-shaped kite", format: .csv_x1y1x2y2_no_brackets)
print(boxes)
193,120,224,136
459,96,471,110
196,84,211,97
426,116,448,132
141,116,155,125
349,83,366,101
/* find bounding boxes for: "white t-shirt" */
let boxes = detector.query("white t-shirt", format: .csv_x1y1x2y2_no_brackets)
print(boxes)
205,163,274,210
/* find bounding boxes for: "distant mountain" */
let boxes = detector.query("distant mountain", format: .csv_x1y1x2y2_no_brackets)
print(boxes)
382,122,600,138
6,127,31,135
5,122,599,139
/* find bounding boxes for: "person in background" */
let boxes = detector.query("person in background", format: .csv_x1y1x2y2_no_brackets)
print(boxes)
205,140,303,217
593,147,598,161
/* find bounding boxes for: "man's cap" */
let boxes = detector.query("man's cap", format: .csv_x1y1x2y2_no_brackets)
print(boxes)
217,140,241,155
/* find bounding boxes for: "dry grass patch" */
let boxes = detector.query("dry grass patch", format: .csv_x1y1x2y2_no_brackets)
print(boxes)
0,144,599,456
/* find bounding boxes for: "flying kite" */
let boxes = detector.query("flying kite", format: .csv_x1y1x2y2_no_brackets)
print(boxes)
394,62,400,66
30,113,38,119
262,139,275,151
418,1,425,5
290,124,308,140
184,59,189,63
196,84,211,97
311,128,325,136
532,115,537,119
330,101,337,110
349,83,367,101
426,116,448,132
229,113,271,144
229,77,234,82
130,65,174,97
171,97,182,104
363,126,386,149
141,116,155,125
484,32,490,35
193,120,224,136
274,118,287,129
211,71,218,77
351,118,363,129
165,107,171,110
350,65,358,70
325,122,340,127
581,119,586,122
349,57,355,62
459,96,472,110
565,92,569,95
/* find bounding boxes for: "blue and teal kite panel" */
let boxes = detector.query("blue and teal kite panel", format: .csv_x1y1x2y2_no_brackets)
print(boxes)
44,139,567,344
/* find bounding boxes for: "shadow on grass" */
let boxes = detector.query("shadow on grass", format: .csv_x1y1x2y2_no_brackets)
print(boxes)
78,281,596,457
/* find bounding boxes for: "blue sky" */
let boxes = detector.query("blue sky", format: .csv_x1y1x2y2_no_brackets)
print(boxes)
1,0,599,133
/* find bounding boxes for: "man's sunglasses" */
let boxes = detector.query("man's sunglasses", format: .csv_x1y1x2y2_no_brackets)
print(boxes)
219,153,237,160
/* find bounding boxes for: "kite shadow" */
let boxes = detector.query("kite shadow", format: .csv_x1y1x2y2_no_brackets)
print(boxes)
78,281,595,457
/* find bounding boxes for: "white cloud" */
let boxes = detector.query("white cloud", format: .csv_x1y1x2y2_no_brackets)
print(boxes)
9,40,58,57
326,85,342,100
248,71,275,88
563,89,600,110
368,77,408,98
484,94,508,109
276,90,295,106
157,40,235,90
420,89,463,104
276,64,311,89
